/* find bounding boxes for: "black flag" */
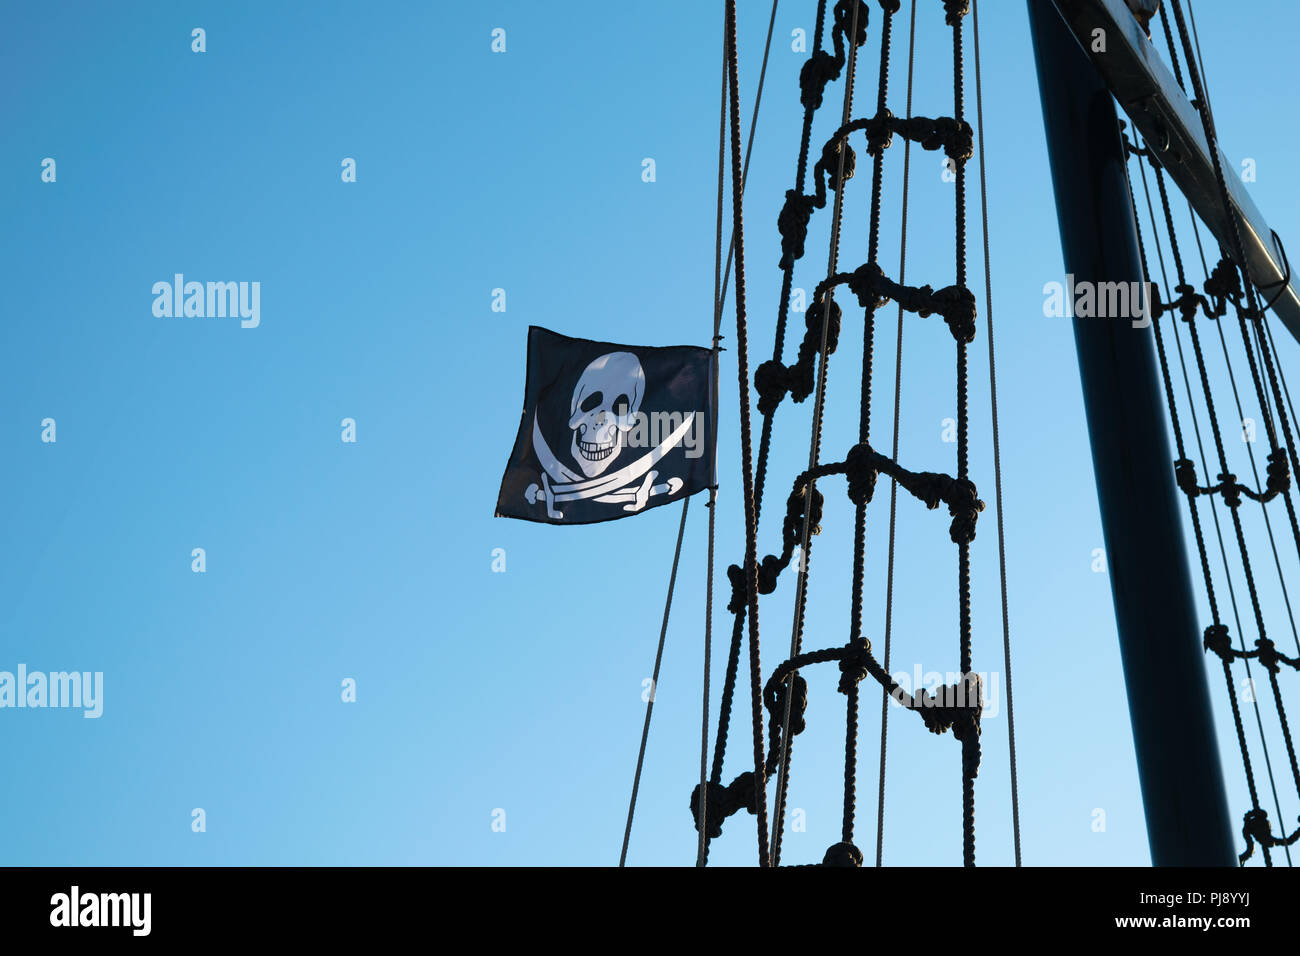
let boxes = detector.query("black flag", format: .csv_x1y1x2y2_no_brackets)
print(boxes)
495,326,715,525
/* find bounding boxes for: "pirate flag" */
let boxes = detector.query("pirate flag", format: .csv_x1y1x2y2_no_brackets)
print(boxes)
495,326,715,525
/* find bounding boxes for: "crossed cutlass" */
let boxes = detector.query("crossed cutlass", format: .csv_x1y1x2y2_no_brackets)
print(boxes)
524,414,690,519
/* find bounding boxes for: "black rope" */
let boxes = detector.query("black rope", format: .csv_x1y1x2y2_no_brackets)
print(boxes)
703,0,992,868
1140,2,1300,859
719,0,780,322
1156,156,1292,849
839,0,892,854
701,0,863,864
1126,5,1300,854
696,0,779,867
760,0,838,857
1128,144,1288,865
1190,265,1299,866
757,0,838,523
697,33,729,870
767,0,869,867
724,0,773,866
1187,0,1209,94
1130,152,1267,864
876,0,916,869
945,0,978,869
1238,319,1300,659
971,0,1019,867
619,496,689,865
633,0,780,862
1263,310,1300,454
1169,0,1300,823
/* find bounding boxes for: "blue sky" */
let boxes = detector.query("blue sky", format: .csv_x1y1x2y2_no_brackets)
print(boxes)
2,0,1299,866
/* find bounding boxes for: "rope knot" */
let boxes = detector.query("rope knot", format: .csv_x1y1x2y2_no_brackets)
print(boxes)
933,284,977,343
1174,458,1199,497
729,771,759,815
690,774,758,839
689,780,729,839
833,0,870,48
947,478,985,544
918,671,982,726
1266,447,1290,495
943,119,975,163
914,116,974,162
820,135,857,191
1203,623,1233,660
799,50,840,111
1174,283,1198,322
778,189,817,268
1243,807,1271,839
757,554,783,596
1217,472,1242,509
918,672,983,777
943,0,970,26
865,108,895,155
786,482,825,540
806,296,844,356
1204,257,1242,302
1240,807,1274,863
788,360,816,404
837,638,871,694
822,841,863,867
1256,637,1281,675
754,359,791,416
766,673,809,737
844,261,889,312
726,563,747,615
844,443,880,506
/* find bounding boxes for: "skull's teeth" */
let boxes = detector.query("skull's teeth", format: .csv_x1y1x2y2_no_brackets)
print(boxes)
579,440,614,460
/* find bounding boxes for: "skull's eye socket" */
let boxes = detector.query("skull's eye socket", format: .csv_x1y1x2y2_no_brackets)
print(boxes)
613,394,631,418
579,391,604,414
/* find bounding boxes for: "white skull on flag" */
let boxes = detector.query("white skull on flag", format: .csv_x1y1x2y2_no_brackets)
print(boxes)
567,351,645,478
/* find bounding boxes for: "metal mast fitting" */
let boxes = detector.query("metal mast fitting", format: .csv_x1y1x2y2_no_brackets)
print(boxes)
1049,0,1300,342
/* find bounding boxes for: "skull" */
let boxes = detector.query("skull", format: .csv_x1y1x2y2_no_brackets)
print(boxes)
568,351,645,478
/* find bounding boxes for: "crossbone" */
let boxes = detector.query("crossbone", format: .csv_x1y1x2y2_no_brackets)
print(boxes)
525,413,691,519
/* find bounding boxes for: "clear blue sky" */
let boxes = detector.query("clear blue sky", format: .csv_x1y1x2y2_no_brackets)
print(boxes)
2,0,1298,866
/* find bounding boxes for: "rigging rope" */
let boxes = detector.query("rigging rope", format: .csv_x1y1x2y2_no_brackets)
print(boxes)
1107,1,1300,864
622,0,779,868
697,0,862,866
696,0,780,867
698,30,728,869
698,0,998,868
769,0,868,868
875,0,917,869
620,496,689,866
1133,149,1293,866
1124,139,1276,866
971,0,1020,866
724,0,774,866
1170,0,1300,861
